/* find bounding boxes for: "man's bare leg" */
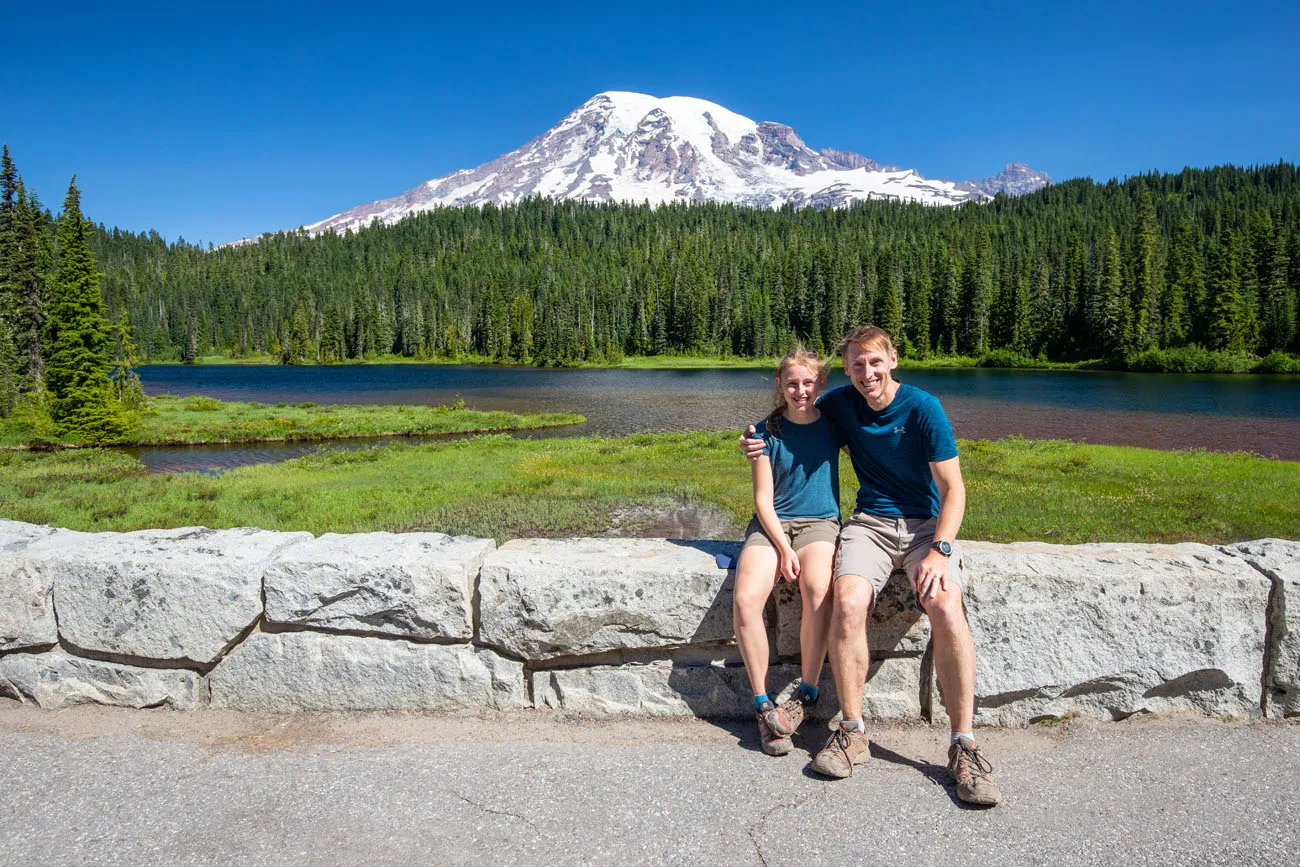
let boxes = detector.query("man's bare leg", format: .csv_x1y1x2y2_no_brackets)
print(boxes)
924,581,975,733
828,573,874,720
809,572,875,778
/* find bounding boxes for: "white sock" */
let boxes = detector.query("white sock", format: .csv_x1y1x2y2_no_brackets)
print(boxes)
840,717,866,733
950,731,975,747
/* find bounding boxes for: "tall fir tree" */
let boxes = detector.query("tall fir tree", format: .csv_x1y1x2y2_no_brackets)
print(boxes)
1090,228,1127,353
1259,220,1294,351
1207,230,1258,352
44,178,131,442
13,184,47,391
0,145,19,415
1128,191,1162,352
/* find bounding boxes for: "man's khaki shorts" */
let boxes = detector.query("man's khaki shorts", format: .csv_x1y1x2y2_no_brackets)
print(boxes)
742,516,840,552
835,512,965,597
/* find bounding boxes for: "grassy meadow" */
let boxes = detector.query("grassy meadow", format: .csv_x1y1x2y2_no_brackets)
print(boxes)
0,395,584,448
0,432,1294,544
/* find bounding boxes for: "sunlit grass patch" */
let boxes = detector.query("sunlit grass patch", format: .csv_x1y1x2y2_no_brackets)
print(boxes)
0,432,1294,544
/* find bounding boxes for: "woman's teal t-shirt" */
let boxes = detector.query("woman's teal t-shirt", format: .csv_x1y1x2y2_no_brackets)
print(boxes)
752,414,842,520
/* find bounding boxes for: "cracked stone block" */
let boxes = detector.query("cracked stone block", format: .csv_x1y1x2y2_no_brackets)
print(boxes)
263,532,494,641
536,656,920,720
52,526,311,666
1222,539,1300,719
0,649,202,709
208,631,527,712
959,541,1269,725
776,571,929,657
479,538,741,661
0,521,91,652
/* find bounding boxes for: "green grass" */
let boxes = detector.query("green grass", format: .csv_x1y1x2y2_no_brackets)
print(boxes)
0,395,584,448
0,432,1294,543
131,395,583,445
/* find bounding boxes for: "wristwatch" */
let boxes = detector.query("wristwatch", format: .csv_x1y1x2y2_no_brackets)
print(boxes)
931,540,953,557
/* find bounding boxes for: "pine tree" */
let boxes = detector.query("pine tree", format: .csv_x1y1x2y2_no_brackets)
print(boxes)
110,309,146,411
44,178,131,442
932,245,960,354
1259,220,1294,351
1090,228,1126,354
1128,192,1162,352
1028,253,1058,356
13,184,47,391
876,252,904,348
960,232,993,353
182,311,199,364
0,145,19,415
281,304,313,364
1208,230,1257,352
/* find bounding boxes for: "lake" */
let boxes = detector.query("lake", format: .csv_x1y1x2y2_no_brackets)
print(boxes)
132,364,1300,471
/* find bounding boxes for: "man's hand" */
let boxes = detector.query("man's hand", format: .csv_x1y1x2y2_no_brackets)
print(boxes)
778,546,801,583
911,550,949,604
738,425,765,462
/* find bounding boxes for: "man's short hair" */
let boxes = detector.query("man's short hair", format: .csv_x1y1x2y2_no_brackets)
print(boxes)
838,325,896,358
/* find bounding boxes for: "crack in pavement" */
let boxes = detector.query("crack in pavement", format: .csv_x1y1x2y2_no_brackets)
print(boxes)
747,782,828,867
447,788,539,833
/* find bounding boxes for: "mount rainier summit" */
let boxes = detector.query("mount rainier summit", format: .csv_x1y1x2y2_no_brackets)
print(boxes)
304,92,1050,236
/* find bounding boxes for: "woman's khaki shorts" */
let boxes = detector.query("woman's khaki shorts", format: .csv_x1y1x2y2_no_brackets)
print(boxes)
834,512,965,596
742,516,841,552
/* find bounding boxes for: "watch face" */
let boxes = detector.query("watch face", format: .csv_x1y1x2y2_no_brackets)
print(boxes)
935,541,952,556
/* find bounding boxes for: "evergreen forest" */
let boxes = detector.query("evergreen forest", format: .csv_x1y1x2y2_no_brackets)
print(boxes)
4,156,1300,395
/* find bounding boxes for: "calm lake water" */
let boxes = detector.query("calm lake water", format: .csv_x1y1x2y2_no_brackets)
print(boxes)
132,364,1300,471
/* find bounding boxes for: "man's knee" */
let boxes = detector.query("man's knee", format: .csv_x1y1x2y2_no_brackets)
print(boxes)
833,574,874,625
923,583,967,628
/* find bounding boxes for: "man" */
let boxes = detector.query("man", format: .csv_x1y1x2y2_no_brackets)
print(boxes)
741,325,1000,807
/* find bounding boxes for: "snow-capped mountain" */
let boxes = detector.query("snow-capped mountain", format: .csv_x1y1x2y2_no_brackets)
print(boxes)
303,92,1050,235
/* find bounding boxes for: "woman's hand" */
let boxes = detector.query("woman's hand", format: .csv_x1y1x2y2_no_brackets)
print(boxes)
778,545,802,583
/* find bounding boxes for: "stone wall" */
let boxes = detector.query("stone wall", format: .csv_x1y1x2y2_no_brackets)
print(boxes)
1,519,1295,724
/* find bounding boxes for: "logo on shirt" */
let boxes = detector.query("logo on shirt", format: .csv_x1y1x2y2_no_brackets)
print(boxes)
892,425,907,435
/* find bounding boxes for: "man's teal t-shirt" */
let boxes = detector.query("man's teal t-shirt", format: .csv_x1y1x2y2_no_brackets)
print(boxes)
816,382,958,519
752,414,842,521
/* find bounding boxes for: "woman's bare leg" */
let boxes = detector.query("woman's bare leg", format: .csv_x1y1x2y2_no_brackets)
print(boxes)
795,541,836,689
733,544,779,696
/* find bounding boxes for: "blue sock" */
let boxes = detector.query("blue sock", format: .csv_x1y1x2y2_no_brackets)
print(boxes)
753,694,771,710
798,682,819,702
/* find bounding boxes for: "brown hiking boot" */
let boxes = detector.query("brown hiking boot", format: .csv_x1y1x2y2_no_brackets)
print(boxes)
947,741,1002,806
757,711,793,756
808,726,870,778
758,700,796,737
777,694,807,734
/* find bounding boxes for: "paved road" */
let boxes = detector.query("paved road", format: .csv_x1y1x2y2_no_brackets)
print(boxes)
2,705,1296,867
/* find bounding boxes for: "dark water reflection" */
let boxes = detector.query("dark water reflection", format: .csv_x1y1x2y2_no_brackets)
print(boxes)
132,364,1300,472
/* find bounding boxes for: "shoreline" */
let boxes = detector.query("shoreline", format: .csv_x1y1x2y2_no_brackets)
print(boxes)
140,352,1300,375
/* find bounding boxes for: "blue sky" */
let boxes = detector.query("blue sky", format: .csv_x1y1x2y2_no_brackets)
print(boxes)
4,1,1297,245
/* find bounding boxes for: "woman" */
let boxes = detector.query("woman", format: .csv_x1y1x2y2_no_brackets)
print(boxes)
732,347,841,755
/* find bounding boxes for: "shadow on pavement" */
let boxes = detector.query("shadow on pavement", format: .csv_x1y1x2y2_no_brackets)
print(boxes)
867,741,988,809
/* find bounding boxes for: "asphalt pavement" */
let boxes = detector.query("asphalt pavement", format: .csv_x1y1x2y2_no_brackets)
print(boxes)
2,704,1296,867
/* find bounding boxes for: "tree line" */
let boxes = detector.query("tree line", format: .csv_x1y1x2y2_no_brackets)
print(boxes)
3,157,1299,416
87,162,1300,369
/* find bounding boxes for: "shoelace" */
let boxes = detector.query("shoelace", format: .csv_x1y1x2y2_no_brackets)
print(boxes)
956,743,995,779
827,728,855,767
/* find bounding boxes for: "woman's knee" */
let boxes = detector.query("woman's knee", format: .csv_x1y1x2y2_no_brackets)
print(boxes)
732,581,771,624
